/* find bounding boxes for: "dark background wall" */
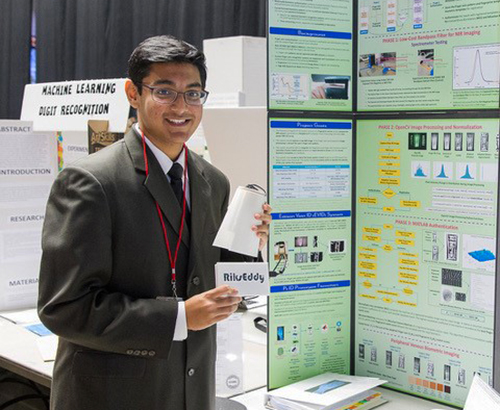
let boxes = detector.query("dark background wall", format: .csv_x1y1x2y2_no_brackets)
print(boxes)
0,0,266,119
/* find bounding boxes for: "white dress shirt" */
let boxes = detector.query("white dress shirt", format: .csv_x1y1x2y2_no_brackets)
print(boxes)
138,124,189,341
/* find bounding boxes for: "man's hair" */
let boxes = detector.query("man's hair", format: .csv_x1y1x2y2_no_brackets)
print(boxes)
128,35,207,92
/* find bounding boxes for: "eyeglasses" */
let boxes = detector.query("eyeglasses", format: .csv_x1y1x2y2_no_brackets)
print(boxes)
140,83,209,106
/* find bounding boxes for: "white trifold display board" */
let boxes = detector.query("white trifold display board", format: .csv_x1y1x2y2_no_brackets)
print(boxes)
0,79,130,312
0,121,56,311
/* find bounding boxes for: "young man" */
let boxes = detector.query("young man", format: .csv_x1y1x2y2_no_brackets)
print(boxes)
38,35,271,410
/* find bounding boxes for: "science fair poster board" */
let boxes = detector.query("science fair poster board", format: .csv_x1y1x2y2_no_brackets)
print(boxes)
268,0,353,111
268,118,353,389
357,0,500,111
355,118,499,407
0,121,57,311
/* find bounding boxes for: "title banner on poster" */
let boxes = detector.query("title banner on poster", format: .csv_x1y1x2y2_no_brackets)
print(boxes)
21,79,129,132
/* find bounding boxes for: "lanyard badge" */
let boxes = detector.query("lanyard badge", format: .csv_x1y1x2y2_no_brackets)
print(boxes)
141,132,188,298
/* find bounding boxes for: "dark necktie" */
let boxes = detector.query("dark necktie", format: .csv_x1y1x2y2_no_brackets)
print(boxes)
167,162,189,298
168,163,184,207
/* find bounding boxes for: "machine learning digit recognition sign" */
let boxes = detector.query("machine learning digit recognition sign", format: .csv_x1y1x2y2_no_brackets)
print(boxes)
357,0,500,111
355,118,499,407
268,118,353,389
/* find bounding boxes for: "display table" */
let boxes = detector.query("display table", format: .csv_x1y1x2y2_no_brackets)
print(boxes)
0,316,459,410
0,317,53,388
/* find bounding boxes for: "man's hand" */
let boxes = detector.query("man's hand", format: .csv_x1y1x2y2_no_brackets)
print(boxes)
252,203,272,251
185,286,242,331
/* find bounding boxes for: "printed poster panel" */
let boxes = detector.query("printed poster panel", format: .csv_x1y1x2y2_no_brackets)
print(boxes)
268,0,353,111
355,118,499,406
357,0,500,111
268,118,353,389
0,121,57,311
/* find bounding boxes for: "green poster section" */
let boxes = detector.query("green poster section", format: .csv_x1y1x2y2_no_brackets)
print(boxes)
267,0,500,405
268,118,353,389
357,0,500,111
268,0,353,111
355,118,499,407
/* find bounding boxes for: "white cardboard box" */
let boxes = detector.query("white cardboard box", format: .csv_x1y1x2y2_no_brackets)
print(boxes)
203,36,266,107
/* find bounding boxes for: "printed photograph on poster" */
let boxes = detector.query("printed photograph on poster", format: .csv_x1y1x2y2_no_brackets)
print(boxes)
330,240,346,254
386,351,392,367
466,133,475,151
445,233,459,262
441,287,454,303
277,326,285,341
414,357,421,374
310,252,323,263
295,253,308,264
431,132,439,150
458,369,466,385
398,354,405,369
441,267,463,288
462,234,496,272
455,133,463,151
359,344,365,359
427,362,435,377
272,241,289,277
408,133,427,150
359,53,397,77
443,132,451,151
310,75,350,100
417,49,434,77
480,133,489,152
295,236,308,247
444,364,451,382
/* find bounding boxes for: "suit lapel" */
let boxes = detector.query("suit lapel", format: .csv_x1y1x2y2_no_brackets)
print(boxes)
186,151,212,275
125,130,190,247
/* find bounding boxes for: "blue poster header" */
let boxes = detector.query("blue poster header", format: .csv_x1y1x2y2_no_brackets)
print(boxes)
271,210,351,220
271,280,351,293
270,121,352,130
273,165,350,169
270,27,352,40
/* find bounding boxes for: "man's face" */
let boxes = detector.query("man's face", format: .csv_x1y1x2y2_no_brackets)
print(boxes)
126,62,203,155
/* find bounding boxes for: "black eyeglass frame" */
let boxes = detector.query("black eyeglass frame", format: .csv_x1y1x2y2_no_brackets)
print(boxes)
140,83,209,106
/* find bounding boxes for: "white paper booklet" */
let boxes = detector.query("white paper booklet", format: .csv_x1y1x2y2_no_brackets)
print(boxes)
464,374,500,410
264,373,386,410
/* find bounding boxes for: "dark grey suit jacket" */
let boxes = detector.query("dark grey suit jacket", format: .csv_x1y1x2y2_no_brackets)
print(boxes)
38,129,246,410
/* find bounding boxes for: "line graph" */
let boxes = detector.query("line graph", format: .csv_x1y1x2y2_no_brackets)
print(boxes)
453,44,500,90
271,73,309,100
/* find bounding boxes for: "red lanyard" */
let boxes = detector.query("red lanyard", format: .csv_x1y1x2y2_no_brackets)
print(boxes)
141,132,188,298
